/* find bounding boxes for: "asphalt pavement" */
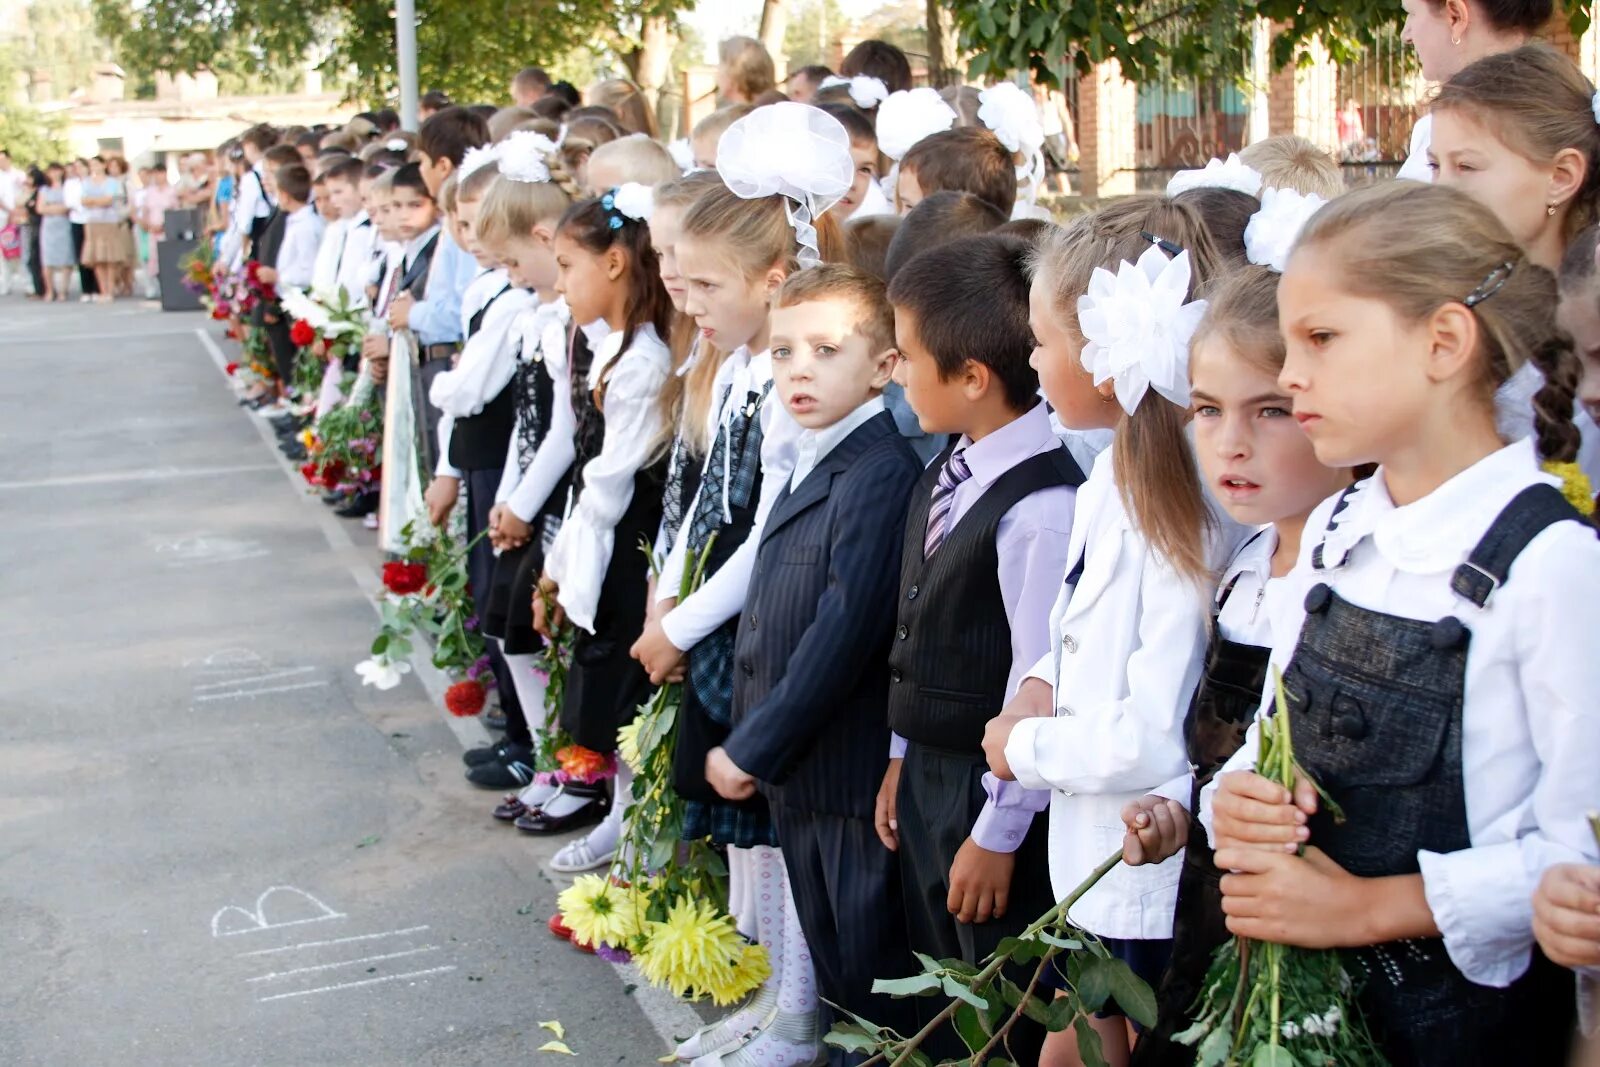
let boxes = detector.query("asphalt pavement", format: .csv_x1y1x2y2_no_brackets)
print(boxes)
0,295,702,1066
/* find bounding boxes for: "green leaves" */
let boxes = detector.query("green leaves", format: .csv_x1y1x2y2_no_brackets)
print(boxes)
871,974,945,998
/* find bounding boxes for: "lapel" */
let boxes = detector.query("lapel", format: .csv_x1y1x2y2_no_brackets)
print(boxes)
398,231,440,293
761,412,896,546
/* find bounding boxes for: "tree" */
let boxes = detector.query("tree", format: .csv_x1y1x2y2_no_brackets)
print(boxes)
0,49,69,163
950,0,1595,88
92,0,695,107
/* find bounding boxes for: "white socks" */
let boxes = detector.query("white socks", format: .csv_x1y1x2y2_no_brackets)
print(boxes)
500,646,549,723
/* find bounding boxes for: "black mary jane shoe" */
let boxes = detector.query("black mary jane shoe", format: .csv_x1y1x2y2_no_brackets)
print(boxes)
513,788,609,835
493,795,529,821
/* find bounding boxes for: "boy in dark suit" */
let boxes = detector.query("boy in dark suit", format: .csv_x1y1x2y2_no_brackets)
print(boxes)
878,234,1083,1062
705,264,921,1064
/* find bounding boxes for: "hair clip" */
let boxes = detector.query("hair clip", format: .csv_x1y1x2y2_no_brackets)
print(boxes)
1140,231,1184,257
1463,261,1515,308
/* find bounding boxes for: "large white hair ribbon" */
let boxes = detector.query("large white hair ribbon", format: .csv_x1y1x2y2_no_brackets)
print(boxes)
1077,246,1209,415
716,103,855,268
1165,153,1264,198
1243,186,1327,273
875,88,957,161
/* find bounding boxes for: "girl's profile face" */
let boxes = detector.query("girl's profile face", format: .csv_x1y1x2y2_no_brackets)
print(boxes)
1277,242,1439,470
1556,285,1600,428
649,203,688,311
553,230,618,326
486,228,558,293
677,235,777,352
1027,273,1118,431
1428,109,1566,256
1190,335,1349,527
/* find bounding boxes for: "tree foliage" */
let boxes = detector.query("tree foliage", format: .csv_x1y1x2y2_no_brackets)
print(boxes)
952,0,1596,88
0,50,70,163
92,0,693,107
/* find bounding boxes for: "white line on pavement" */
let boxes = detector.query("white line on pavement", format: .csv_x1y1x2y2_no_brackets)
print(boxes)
236,925,432,958
247,945,441,982
255,965,457,1002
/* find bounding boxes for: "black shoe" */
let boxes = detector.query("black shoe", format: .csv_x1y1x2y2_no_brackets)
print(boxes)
321,490,346,506
513,786,609,834
463,738,514,767
483,706,507,731
464,747,538,789
281,443,308,462
334,492,378,518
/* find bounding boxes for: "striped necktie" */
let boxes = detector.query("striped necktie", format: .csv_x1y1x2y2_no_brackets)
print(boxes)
923,449,973,558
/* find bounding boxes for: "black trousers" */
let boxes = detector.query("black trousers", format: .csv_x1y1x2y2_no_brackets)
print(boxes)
26,224,45,295
462,465,527,746
70,222,97,294
770,804,918,1067
896,744,1055,1065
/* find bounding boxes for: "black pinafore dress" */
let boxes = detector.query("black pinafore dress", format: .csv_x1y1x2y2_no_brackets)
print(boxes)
1275,484,1583,1066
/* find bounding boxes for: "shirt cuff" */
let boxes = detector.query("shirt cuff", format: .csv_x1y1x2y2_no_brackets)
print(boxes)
1418,843,1536,988
970,776,1051,854
657,610,692,654
1151,773,1192,810
1004,716,1054,793
889,733,907,760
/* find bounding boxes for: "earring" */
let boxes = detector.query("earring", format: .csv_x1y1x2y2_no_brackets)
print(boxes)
1452,37,1461,45
1548,204,1558,217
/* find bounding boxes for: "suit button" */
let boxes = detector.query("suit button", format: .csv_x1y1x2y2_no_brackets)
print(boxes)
890,668,902,683
907,584,919,601
1062,634,1078,654
741,662,754,678
896,624,909,640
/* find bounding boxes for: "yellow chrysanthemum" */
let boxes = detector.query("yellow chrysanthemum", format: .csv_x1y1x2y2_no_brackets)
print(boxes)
702,941,772,1006
617,718,645,774
1543,460,1596,517
557,875,640,949
634,897,743,999
299,428,317,450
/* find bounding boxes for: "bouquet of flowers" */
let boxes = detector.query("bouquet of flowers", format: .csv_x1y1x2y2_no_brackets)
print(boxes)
299,375,383,492
282,287,369,401
555,535,770,1005
1173,672,1385,1067
354,519,487,691
180,242,215,298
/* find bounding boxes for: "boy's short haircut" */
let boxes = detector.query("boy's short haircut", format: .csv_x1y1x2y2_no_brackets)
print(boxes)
586,137,681,186
692,104,754,146
372,108,401,132
774,263,897,356
883,190,1007,280
549,81,581,106
993,217,1051,245
844,215,901,281
901,127,1016,217
514,67,551,97
1237,135,1344,199
417,106,491,167
457,160,501,202
241,124,278,152
326,157,366,186
530,95,573,122
392,161,432,198
437,172,459,214
263,143,302,169
295,131,323,150
489,106,537,142
1170,186,1258,266
275,163,313,204
790,64,835,88
368,169,398,197
886,234,1038,410
818,103,876,148
421,89,452,111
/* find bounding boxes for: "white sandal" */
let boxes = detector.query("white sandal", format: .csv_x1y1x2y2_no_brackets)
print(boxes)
549,835,618,874
674,985,778,1060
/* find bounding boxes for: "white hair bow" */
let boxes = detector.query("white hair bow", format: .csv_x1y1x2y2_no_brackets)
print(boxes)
1244,186,1328,273
1165,153,1264,198
875,88,957,161
821,74,890,110
608,182,654,223
666,138,695,173
1077,246,1208,416
977,81,1044,156
457,144,500,183
716,103,854,268
384,137,409,152
498,130,554,184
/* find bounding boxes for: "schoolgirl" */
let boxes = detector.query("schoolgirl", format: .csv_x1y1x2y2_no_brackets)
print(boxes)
529,184,674,839
1427,42,1600,480
1125,191,1355,1065
628,103,856,1066
1206,181,1600,1067
453,136,579,801
983,196,1244,1067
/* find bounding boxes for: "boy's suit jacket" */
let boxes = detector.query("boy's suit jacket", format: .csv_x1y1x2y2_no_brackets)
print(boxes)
724,410,921,817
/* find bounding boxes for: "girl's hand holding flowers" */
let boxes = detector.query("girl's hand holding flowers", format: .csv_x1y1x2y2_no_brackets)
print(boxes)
1533,863,1600,969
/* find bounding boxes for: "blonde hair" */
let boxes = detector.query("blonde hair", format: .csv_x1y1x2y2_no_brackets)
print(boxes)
718,37,776,101
488,107,537,142
1432,43,1600,239
368,168,398,197
1237,135,1343,199
1030,196,1227,584
587,137,681,188
1193,265,1285,377
680,181,846,280
457,160,501,203
556,114,624,192
1295,180,1582,463
691,105,754,152
653,171,727,455
437,172,459,215
774,263,896,355
475,172,573,247
589,79,659,138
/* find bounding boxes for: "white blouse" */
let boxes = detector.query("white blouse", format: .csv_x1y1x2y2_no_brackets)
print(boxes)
1005,449,1248,939
656,347,803,651
431,271,532,478
493,299,578,524
1397,114,1434,184
1201,439,1600,988
311,218,346,294
545,322,672,633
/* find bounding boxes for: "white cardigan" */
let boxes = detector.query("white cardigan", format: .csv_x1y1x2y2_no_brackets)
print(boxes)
1005,448,1247,939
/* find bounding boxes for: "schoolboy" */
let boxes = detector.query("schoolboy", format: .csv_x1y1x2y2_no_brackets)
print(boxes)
324,158,377,306
818,103,894,219
896,126,1016,217
705,264,920,1063
883,190,1007,281
878,233,1082,1063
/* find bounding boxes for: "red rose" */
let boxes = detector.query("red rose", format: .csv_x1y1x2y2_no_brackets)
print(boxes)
211,306,228,320
381,560,430,596
299,461,320,484
290,320,317,347
225,362,239,376
444,680,487,718
319,460,348,487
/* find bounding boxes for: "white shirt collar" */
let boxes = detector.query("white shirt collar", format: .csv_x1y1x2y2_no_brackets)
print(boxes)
403,224,440,264
1322,438,1557,574
957,401,1058,489
790,396,886,489
1217,527,1276,606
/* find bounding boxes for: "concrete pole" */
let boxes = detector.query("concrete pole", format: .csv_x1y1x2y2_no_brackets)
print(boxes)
396,0,420,131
